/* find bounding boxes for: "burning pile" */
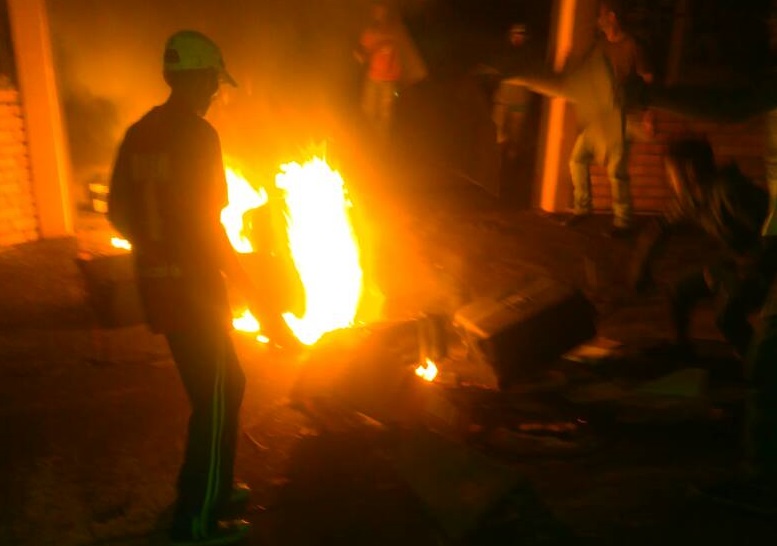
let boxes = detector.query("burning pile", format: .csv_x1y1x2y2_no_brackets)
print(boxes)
218,158,363,347
110,156,437,380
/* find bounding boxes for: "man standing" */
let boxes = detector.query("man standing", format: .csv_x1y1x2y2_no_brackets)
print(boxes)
565,0,653,237
356,1,403,141
108,30,290,544
491,24,536,158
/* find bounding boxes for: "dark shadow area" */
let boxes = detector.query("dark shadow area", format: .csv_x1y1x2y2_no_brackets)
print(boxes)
0,238,91,330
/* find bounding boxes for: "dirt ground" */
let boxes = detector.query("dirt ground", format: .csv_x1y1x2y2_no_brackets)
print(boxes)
1,158,776,545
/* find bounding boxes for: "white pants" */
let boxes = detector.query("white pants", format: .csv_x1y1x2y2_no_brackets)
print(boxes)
362,79,397,139
569,128,633,227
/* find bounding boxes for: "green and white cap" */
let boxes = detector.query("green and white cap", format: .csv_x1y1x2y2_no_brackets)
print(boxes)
163,30,237,87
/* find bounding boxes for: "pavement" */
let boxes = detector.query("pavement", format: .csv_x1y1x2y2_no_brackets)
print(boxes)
1,159,776,545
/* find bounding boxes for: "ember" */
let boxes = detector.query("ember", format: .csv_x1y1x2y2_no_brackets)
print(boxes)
416,358,439,382
110,236,131,251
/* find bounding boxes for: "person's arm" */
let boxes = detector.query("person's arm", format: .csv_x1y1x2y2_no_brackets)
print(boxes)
501,67,571,100
354,31,368,64
633,37,654,84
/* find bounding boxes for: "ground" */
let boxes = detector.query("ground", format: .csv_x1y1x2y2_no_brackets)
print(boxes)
1,161,776,546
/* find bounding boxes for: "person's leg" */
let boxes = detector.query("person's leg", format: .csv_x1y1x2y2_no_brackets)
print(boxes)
214,335,246,507
704,310,777,516
699,280,777,513
166,327,246,540
492,82,509,146
568,130,594,218
505,109,527,159
361,78,379,127
745,305,777,485
376,80,398,142
762,118,777,237
714,264,761,358
606,138,633,229
668,268,713,351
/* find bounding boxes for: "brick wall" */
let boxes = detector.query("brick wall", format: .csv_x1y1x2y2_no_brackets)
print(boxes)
590,110,767,213
0,88,37,246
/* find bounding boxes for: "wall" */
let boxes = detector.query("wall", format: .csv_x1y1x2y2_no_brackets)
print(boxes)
0,88,37,246
589,110,766,214
582,0,768,214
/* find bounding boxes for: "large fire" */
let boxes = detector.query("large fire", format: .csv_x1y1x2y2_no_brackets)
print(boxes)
107,159,440,382
275,158,363,345
109,159,363,346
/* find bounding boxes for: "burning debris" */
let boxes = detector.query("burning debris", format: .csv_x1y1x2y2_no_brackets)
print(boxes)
276,158,363,345
415,358,439,382
106,154,367,348
94,149,604,445
83,149,620,544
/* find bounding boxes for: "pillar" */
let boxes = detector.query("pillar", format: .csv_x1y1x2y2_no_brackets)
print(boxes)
535,0,599,213
7,0,73,238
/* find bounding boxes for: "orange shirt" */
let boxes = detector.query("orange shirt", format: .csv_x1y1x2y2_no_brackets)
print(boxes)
360,26,401,82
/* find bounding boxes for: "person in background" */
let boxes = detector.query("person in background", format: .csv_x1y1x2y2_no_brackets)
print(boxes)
629,138,770,362
491,23,536,160
108,30,295,545
355,1,403,142
564,0,654,237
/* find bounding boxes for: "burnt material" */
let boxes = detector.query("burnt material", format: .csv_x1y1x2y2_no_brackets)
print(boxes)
453,276,596,390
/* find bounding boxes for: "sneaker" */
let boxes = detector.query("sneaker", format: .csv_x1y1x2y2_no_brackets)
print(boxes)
170,518,251,546
214,483,252,519
695,478,777,516
561,213,591,227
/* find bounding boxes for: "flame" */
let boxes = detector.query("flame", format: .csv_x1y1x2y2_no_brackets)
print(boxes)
232,308,260,332
219,166,267,336
107,160,363,347
276,158,363,345
222,158,363,346
220,167,268,253
232,308,271,344
111,237,132,250
415,358,438,382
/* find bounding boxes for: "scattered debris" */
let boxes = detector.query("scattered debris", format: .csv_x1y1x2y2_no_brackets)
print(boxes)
636,368,709,399
564,337,624,365
484,426,588,458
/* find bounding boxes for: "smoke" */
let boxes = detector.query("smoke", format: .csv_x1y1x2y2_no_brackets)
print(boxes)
46,0,372,185
46,0,546,195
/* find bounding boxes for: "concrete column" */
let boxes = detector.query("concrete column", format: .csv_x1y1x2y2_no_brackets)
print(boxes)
7,0,74,238
535,0,599,213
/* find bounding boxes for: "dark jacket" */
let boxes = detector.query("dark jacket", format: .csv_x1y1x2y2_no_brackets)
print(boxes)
108,100,233,332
